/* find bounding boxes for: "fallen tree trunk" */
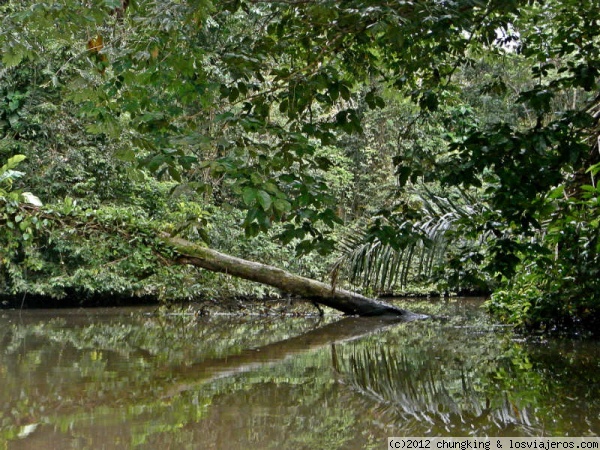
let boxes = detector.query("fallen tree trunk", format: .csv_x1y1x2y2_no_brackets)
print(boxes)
163,235,414,317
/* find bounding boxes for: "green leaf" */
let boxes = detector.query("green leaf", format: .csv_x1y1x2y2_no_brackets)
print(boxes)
145,154,168,172
242,187,257,206
6,155,27,170
2,50,24,68
115,148,136,162
126,167,147,182
167,165,182,182
0,170,25,184
256,190,272,210
228,87,239,102
179,155,198,170
419,91,439,111
328,83,339,101
273,198,292,213
547,185,564,200
587,162,600,177
365,90,376,109
339,84,351,101
279,99,289,113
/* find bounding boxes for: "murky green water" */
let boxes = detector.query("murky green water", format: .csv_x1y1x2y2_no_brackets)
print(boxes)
1,299,598,449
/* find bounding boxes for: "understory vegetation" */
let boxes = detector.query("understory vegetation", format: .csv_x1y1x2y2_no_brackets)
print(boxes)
1,0,599,334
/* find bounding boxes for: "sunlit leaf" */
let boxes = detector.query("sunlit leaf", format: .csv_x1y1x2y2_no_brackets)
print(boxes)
21,192,43,206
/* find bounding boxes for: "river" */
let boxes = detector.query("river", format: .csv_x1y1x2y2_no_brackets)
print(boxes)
0,298,598,449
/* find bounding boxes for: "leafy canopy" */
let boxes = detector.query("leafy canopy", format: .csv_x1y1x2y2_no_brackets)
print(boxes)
1,0,599,330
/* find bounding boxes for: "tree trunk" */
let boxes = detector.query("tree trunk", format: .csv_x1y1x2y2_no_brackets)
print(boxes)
163,235,414,317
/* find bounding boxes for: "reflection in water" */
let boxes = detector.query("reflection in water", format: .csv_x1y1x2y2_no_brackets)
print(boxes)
331,314,600,437
333,344,537,435
0,300,599,449
167,315,415,396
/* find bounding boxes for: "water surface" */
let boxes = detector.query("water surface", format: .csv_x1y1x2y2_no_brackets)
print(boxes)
1,299,598,449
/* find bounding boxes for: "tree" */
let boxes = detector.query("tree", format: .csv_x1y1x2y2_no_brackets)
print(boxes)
1,0,599,330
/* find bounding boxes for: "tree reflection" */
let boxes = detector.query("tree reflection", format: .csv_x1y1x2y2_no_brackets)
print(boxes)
1,306,599,447
331,325,550,436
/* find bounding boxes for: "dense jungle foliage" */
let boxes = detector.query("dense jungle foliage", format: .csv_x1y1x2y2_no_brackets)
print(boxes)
1,0,599,334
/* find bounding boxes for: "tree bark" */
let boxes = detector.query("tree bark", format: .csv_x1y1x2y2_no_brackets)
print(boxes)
163,235,414,317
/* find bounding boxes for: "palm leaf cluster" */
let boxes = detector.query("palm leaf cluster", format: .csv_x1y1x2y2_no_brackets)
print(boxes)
333,345,539,434
332,187,483,293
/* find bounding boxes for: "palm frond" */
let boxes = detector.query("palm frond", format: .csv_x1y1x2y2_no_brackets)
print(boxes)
332,187,484,293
